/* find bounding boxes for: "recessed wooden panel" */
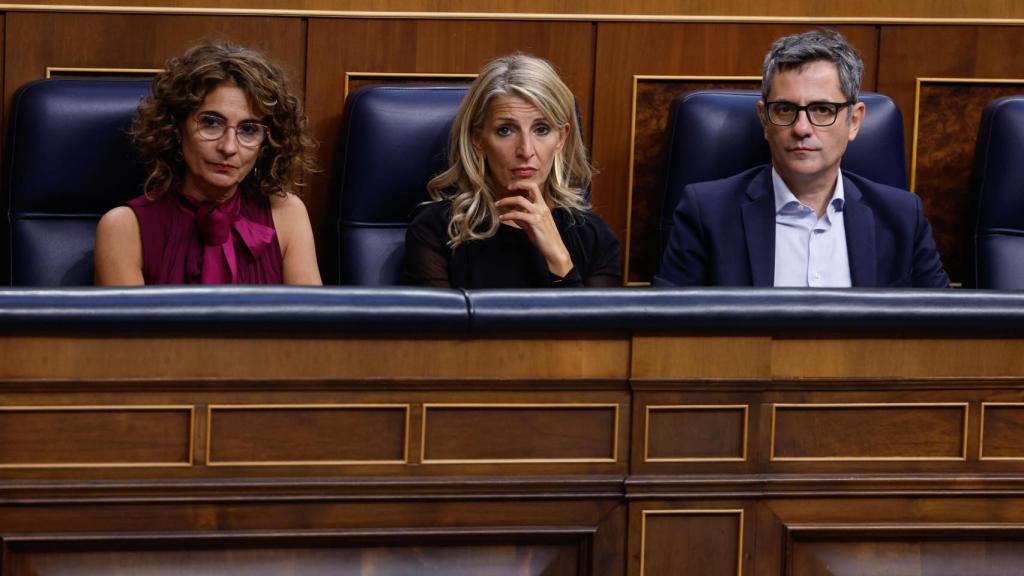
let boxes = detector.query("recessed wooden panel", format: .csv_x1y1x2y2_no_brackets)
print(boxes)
981,403,1024,460
772,403,967,461
306,18,595,281
3,531,584,576
592,22,877,271
640,510,743,576
208,405,408,465
422,404,618,463
790,528,1024,576
645,405,747,462
911,80,1024,284
0,406,191,467
626,77,760,284
879,26,1024,286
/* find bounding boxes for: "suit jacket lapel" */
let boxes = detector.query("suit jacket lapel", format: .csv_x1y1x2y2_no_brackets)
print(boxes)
842,175,877,287
741,169,776,287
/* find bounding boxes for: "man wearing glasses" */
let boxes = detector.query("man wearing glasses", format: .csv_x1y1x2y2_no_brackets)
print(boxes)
657,29,949,288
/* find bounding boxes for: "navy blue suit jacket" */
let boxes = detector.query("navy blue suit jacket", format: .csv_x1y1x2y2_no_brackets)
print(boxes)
656,165,950,287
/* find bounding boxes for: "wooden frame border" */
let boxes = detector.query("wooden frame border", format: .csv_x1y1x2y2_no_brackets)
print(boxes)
639,508,744,576
769,402,969,462
205,403,411,466
643,404,749,462
420,402,620,464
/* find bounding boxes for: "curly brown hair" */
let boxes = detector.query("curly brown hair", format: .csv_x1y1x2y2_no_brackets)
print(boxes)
132,40,317,198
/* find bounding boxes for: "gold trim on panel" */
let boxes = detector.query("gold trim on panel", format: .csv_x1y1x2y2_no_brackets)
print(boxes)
205,403,410,467
420,402,620,464
624,75,761,286
643,404,749,462
0,405,194,469
979,402,1024,461
342,72,476,103
769,402,969,462
5,6,1024,25
640,508,744,576
910,77,1024,192
45,66,162,78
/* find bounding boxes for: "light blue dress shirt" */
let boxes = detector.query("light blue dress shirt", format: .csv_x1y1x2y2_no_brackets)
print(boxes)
772,168,852,287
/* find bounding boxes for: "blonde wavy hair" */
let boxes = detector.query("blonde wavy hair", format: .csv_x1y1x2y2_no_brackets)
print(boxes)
428,53,593,247
132,40,317,199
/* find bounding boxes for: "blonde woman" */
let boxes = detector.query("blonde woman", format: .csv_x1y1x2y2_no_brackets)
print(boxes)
403,54,620,288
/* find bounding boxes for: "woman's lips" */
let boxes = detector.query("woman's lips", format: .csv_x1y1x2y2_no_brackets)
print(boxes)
512,167,537,179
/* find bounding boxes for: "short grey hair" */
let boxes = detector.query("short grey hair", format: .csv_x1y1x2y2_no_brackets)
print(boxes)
761,29,863,103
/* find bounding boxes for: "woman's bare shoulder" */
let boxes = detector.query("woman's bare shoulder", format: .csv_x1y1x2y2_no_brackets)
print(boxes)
97,205,140,235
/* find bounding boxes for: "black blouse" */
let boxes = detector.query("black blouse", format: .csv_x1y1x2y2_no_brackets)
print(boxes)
403,201,622,289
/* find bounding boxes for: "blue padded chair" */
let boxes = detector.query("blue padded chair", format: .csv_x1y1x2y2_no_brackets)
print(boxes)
657,89,908,259
334,85,468,286
7,78,150,286
971,95,1024,289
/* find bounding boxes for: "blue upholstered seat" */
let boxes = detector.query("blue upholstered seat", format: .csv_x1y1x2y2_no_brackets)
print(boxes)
7,78,150,286
971,95,1024,289
657,90,908,260
334,85,468,286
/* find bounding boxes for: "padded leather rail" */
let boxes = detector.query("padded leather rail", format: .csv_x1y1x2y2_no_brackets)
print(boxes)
467,288,1024,333
0,287,469,332
0,287,1023,334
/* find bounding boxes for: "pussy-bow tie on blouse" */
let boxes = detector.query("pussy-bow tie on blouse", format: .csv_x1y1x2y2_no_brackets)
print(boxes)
180,192,277,284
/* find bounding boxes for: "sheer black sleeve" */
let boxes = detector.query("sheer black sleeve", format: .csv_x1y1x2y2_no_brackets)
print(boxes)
403,202,452,288
579,212,622,288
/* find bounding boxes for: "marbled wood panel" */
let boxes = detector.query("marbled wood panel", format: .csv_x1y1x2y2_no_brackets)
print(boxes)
628,79,759,284
878,26,1024,286
593,23,877,280
915,82,1024,285
306,18,595,282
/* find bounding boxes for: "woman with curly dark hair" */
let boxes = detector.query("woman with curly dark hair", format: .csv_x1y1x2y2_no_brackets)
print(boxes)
95,40,321,285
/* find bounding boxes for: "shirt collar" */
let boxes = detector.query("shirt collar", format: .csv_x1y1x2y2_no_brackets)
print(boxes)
771,167,846,214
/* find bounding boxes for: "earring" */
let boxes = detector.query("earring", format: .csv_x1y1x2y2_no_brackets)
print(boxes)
477,153,486,179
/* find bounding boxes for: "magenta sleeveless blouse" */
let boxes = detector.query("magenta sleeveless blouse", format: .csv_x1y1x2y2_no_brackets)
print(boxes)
127,191,284,285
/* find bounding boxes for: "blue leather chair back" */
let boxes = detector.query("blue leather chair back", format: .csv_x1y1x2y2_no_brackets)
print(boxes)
7,78,150,286
335,85,468,286
658,89,908,257
971,95,1024,289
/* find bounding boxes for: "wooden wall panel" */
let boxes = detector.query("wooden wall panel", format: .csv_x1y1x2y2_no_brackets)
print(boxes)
0,406,192,467
3,13,306,126
421,404,619,463
207,405,409,465
980,403,1024,460
878,26,1024,286
0,336,629,380
6,541,582,576
771,403,967,461
591,23,878,284
8,1,1024,19
634,508,746,576
305,18,595,282
644,405,747,462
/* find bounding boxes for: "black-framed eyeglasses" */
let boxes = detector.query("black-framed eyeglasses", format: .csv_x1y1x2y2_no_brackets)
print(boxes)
194,112,267,148
764,101,854,127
